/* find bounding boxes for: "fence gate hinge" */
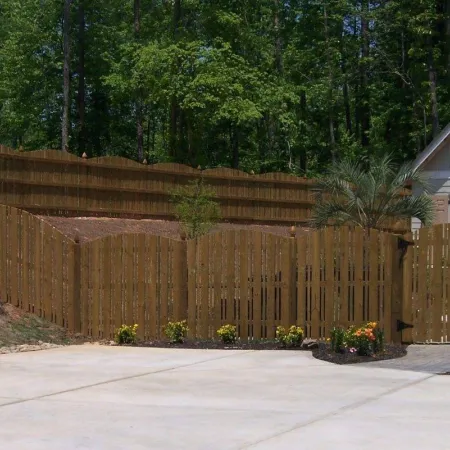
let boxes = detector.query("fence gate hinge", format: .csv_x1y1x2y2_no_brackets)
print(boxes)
397,320,414,332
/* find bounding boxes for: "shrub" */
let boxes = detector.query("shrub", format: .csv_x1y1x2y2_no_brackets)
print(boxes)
329,321,384,356
217,325,237,344
115,324,138,345
171,178,221,239
276,325,304,348
164,320,189,343
330,327,346,353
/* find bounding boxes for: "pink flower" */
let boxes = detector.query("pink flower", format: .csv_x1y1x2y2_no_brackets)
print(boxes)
349,347,357,353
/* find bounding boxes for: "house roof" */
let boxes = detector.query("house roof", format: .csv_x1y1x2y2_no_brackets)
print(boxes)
413,123,450,171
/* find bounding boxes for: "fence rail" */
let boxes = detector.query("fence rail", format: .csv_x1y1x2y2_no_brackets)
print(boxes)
1,205,407,343
0,146,409,231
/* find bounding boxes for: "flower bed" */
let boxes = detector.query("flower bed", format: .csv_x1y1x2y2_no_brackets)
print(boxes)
312,321,407,365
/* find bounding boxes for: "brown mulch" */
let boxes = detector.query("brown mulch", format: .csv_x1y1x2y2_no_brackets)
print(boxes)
38,216,310,243
312,342,408,365
133,339,308,351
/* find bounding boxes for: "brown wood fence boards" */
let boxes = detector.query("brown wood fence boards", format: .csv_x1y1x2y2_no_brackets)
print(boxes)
0,147,410,231
0,204,421,343
407,224,450,343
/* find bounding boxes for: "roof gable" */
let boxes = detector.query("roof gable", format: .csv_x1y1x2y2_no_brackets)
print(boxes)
413,123,450,171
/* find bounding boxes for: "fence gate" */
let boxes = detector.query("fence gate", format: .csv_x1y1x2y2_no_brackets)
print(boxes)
406,225,450,343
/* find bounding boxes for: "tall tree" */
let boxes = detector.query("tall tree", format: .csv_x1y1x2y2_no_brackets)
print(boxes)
62,0,71,152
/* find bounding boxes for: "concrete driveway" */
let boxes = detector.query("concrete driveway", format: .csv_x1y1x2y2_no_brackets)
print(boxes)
0,346,449,450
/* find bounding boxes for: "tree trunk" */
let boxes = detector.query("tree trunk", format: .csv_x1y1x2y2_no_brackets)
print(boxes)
231,125,239,169
62,0,71,152
360,0,370,148
77,0,85,154
170,0,182,159
134,0,144,161
324,3,336,161
428,34,440,138
273,0,283,73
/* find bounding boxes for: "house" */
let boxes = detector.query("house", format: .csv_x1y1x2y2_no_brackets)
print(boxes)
412,123,450,231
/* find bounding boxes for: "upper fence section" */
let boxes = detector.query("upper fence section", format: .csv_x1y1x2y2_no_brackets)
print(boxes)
0,146,313,225
0,145,409,231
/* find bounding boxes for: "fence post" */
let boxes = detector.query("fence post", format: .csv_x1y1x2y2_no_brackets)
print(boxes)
390,234,410,344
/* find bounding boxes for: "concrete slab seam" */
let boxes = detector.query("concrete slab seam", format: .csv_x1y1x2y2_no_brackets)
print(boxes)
239,373,436,449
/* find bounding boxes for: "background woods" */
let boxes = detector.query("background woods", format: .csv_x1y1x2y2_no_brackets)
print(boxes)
1,1,450,174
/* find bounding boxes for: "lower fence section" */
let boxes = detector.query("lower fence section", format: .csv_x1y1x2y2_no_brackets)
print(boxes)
1,205,407,342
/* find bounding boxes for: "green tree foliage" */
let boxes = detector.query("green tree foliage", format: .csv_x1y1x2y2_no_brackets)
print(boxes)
171,178,220,239
311,155,435,229
1,1,450,174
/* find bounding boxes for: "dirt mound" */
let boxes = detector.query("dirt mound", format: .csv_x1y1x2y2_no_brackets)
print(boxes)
38,216,309,243
0,302,86,348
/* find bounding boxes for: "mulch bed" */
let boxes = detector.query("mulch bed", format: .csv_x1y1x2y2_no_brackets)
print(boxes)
113,339,310,351
38,216,310,243
312,342,408,365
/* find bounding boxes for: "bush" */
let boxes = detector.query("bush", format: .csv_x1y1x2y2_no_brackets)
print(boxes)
276,325,304,348
171,178,221,239
164,320,189,343
217,325,237,344
115,324,138,345
330,327,346,353
330,322,385,356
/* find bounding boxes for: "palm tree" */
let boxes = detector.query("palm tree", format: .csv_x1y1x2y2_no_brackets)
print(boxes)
310,155,435,230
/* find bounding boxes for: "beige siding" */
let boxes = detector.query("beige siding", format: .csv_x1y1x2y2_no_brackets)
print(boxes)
423,139,450,171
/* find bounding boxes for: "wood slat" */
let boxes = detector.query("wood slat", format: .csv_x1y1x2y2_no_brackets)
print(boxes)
21,212,30,313
226,231,235,325
266,234,276,339
369,229,379,322
417,228,429,342
187,239,197,339
324,228,335,337
240,230,249,340
383,234,393,343
53,229,63,326
253,232,262,339
160,237,169,331
213,233,223,334
311,231,321,338
296,235,306,331
9,207,19,307
339,228,349,328
148,235,158,339
402,232,414,344
354,227,364,325
103,236,112,339
432,226,443,342
200,235,210,339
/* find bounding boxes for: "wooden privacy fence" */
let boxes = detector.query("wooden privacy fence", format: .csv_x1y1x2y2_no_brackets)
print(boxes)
403,224,450,343
0,205,406,342
0,146,409,232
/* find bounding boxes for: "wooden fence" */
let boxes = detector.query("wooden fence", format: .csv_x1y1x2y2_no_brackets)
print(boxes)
404,224,450,343
0,146,409,232
1,205,406,343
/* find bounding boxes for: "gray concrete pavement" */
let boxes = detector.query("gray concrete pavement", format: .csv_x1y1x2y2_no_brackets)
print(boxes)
0,345,449,450
360,344,450,373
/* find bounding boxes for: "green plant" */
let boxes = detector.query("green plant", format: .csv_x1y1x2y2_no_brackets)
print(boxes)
276,325,304,348
339,321,384,356
310,155,434,229
330,327,346,353
115,324,138,345
171,178,221,239
217,324,237,344
164,320,189,343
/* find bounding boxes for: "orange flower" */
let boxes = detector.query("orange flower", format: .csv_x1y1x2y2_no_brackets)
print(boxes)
355,330,362,337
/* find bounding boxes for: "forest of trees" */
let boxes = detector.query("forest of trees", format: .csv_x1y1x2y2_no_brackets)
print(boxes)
1,1,450,176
